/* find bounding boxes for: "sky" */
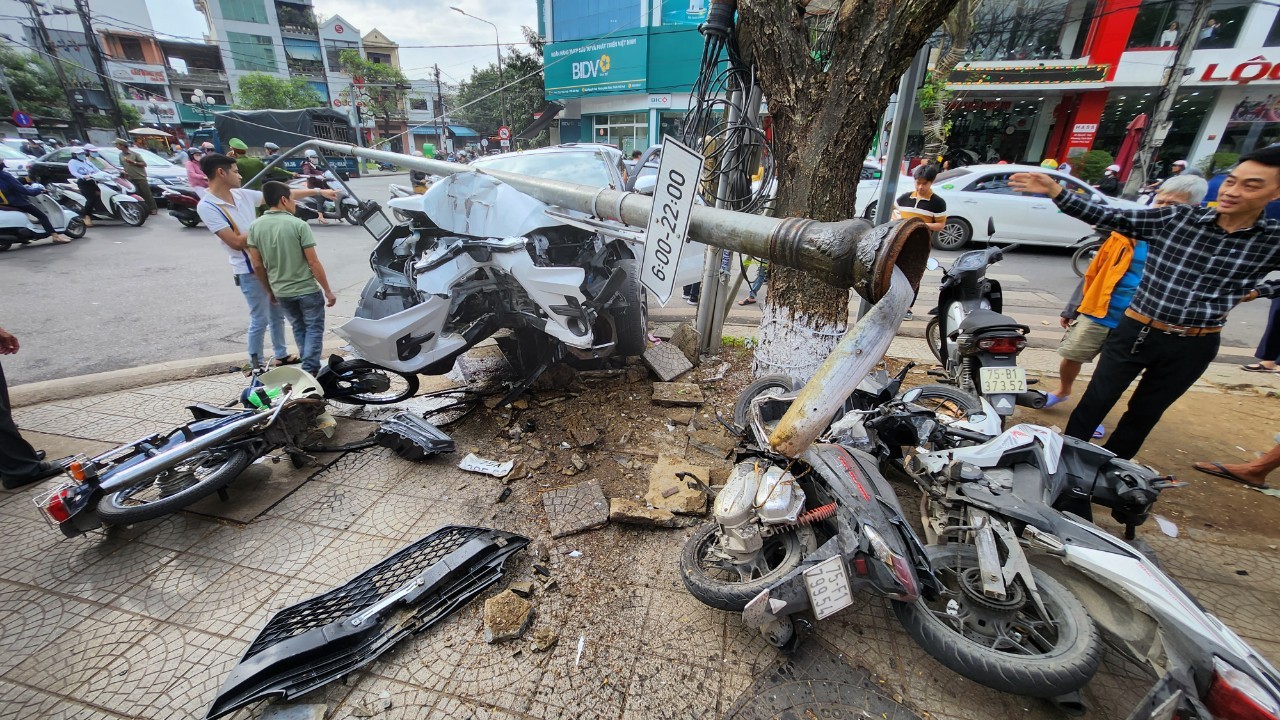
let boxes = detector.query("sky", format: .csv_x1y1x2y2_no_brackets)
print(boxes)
144,0,538,84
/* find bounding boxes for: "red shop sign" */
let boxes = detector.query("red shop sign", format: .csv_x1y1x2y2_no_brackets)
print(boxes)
1201,56,1280,84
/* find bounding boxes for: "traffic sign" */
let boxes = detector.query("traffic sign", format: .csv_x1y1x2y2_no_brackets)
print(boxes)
480,138,489,148
497,126,511,141
500,139,510,148
11,110,33,128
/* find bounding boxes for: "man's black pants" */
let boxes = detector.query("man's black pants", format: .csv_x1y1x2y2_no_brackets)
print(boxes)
0,361,42,478
1065,316,1219,459
16,202,55,235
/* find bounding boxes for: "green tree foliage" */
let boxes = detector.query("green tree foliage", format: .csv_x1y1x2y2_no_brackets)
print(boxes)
233,73,325,110
0,46,72,119
454,28,547,146
1077,149,1115,183
337,49,409,145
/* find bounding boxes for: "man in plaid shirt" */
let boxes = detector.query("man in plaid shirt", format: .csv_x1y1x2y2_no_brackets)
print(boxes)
1010,146,1280,459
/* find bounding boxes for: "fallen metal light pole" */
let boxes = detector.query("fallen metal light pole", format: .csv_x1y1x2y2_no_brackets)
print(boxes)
250,140,932,455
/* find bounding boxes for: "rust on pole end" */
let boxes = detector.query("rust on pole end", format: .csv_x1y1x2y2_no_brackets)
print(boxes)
863,218,932,302
763,216,931,303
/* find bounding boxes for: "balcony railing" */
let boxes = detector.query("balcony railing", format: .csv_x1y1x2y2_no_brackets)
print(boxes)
286,59,325,76
168,67,228,86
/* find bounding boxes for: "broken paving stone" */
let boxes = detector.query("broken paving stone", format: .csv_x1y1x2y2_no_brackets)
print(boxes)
666,407,696,425
483,590,534,643
527,438,544,451
528,455,548,471
509,580,534,598
688,428,737,459
542,479,610,538
642,342,694,382
503,461,527,483
645,456,711,515
609,497,678,527
531,627,559,652
570,426,601,448
652,382,705,407
669,322,701,365
570,454,588,471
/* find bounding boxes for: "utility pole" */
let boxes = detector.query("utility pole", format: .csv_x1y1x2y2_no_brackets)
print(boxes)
0,64,19,111
73,0,126,136
23,0,87,140
433,64,445,156
1121,0,1211,198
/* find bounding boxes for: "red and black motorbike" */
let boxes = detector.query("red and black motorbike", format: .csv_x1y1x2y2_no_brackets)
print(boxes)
163,187,202,227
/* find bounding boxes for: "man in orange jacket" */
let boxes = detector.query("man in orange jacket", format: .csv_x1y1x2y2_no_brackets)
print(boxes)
1046,178,1208,419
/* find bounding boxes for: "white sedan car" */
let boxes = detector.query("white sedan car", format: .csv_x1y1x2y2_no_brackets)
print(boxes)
854,163,1144,250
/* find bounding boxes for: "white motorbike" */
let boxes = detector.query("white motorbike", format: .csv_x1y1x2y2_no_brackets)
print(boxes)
0,189,86,250
49,172,147,227
336,172,651,390
289,172,360,225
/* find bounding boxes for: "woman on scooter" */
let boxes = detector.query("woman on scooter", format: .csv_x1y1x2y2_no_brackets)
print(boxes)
0,168,69,244
299,150,326,189
67,147,107,227
186,148,208,191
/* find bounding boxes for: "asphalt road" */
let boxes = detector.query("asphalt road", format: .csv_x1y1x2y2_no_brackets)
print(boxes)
2,174,1274,384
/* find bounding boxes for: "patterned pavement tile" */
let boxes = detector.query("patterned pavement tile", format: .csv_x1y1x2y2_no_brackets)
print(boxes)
1082,650,1162,720
134,376,247,404
330,674,442,719
264,480,385,531
427,696,531,720
637,588,727,668
291,531,404,588
620,655,722,720
168,565,300,643
5,610,157,698
76,393,198,426
1155,541,1280,596
542,480,609,539
535,584,652,655
132,511,221,552
10,403,86,433
195,518,340,576
111,553,237,622
152,626,248,718
0,680,130,720
1177,578,1280,645
527,642,639,720
309,446,419,494
0,583,95,677
345,489,466,541
415,619,547,715
22,533,177,604
366,611,471,692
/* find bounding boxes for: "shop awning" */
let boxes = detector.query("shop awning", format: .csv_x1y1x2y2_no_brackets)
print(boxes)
516,102,563,141
411,125,479,138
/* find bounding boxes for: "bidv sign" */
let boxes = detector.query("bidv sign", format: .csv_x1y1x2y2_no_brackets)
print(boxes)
1201,55,1280,84
571,53,612,81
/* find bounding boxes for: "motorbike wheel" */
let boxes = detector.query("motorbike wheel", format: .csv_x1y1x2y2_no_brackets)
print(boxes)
64,216,87,239
901,384,984,421
325,359,420,405
97,447,253,526
178,216,201,228
613,258,648,356
733,375,795,429
680,522,817,612
392,207,412,223
1071,239,1102,278
934,218,972,251
892,544,1102,698
924,318,944,362
118,203,146,227
343,203,361,225
862,201,878,221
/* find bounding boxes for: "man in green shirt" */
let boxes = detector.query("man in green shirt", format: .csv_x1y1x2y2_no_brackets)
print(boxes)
227,138,293,190
114,138,155,214
246,181,337,374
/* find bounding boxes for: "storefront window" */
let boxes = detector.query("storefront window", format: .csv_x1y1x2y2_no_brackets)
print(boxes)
590,112,649,154
1267,10,1280,46
965,0,1098,61
939,97,1044,164
1128,0,1191,49
1093,89,1215,173
1199,0,1250,49
1218,92,1280,158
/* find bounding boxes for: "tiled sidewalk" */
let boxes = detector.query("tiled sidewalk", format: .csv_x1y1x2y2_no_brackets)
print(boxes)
1,372,1276,720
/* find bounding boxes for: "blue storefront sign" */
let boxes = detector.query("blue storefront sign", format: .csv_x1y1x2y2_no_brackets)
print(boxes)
545,33,648,99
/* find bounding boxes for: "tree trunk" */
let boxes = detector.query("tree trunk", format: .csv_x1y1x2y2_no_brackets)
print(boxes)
923,0,977,161
738,0,959,382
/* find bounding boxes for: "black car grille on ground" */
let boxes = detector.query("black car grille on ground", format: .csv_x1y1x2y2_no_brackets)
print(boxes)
205,525,528,720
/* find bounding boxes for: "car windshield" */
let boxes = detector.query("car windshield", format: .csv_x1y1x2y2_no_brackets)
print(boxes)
471,151,614,188
96,147,177,168
0,145,28,159
936,168,973,182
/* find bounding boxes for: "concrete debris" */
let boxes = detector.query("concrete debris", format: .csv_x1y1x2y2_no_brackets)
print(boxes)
503,461,528,483
543,479,609,538
688,428,737,459
570,454,588,471
528,438,544,451
652,382,704,407
531,627,559,652
483,589,533,643
642,342,693,382
609,498,678,527
703,361,732,382
570,425,600,448
533,364,579,391
669,322,701,365
651,323,677,340
509,581,534,598
528,455,549,471
665,407,696,425
625,365,651,383
645,456,711,515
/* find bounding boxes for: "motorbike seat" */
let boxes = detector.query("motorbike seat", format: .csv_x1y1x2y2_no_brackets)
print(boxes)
957,308,1030,334
187,403,244,420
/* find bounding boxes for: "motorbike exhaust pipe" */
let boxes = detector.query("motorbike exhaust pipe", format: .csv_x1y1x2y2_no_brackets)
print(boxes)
96,412,267,494
268,140,932,304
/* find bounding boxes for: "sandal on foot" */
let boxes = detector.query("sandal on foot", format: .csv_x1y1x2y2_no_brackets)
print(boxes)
1242,363,1277,373
738,298,756,306
1044,392,1069,408
1092,425,1106,439
1193,462,1272,489
270,354,301,367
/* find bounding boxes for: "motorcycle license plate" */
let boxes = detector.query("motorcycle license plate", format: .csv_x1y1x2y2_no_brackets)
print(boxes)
979,366,1027,395
803,556,855,620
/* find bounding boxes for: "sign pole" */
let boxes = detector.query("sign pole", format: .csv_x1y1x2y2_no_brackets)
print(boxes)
74,0,126,137
22,0,87,140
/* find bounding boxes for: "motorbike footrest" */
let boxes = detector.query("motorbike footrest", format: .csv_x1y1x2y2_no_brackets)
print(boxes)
375,411,455,461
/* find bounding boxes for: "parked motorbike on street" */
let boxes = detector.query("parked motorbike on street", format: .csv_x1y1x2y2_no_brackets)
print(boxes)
162,186,203,227
288,172,360,225
0,189,86,250
36,367,334,538
924,221,1042,419
863,388,1280,716
49,172,147,227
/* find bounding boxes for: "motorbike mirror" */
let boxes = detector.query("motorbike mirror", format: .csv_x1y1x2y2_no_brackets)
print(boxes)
901,388,923,404
925,258,940,271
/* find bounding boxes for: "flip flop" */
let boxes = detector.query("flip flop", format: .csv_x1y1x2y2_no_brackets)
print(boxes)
1092,425,1105,439
1193,462,1271,490
1044,392,1070,408
1241,363,1277,373
271,354,301,367
738,298,756,306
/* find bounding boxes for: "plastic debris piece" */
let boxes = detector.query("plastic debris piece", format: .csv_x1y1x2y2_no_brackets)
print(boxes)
1154,514,1179,538
575,635,585,666
458,453,515,478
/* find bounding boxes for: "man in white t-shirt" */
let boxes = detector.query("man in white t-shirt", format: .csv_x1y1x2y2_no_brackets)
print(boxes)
196,153,336,371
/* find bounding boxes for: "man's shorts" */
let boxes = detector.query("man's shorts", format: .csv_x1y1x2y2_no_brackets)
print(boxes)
1058,316,1112,363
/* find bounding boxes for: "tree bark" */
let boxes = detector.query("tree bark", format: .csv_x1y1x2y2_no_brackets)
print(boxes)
738,0,959,381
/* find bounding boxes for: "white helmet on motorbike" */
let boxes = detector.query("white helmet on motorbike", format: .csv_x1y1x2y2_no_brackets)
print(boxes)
82,144,98,153
305,149,319,159
70,147,86,156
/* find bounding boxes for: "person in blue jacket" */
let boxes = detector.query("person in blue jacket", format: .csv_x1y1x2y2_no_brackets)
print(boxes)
0,168,69,244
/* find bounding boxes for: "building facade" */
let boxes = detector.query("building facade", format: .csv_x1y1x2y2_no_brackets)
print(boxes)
536,0,705,153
